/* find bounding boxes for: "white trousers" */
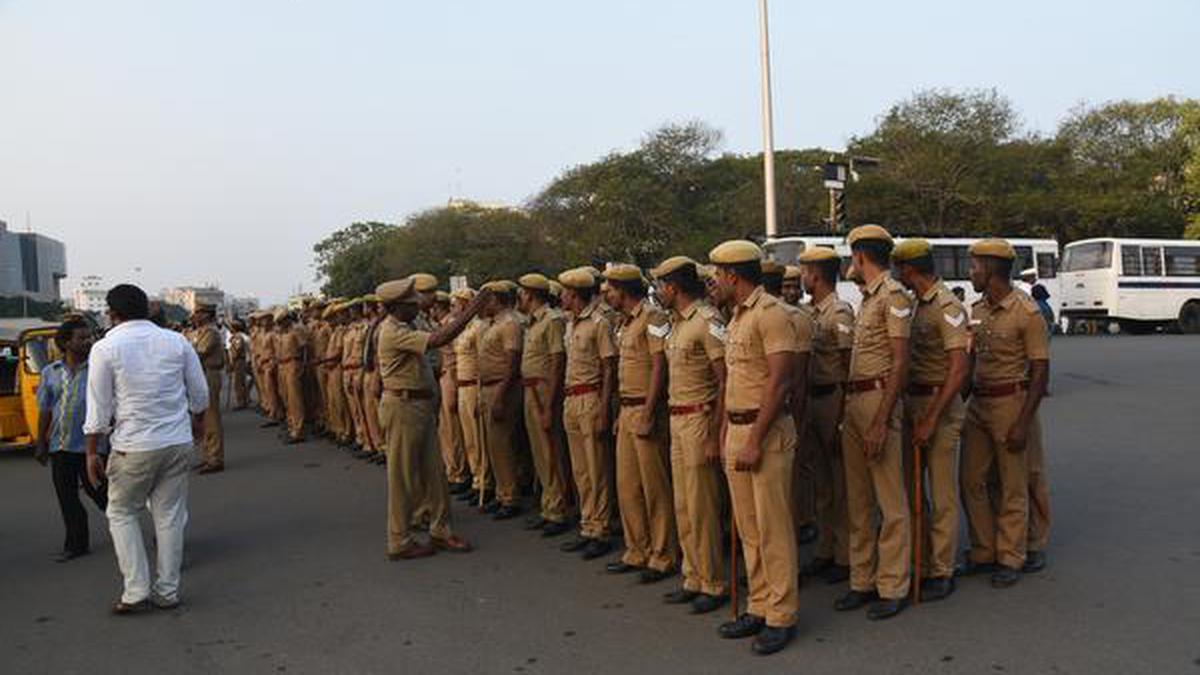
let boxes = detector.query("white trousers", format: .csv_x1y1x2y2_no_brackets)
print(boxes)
105,443,193,604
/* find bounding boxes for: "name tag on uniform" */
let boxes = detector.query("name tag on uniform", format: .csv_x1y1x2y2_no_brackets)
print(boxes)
708,322,727,343
890,306,911,319
648,323,670,339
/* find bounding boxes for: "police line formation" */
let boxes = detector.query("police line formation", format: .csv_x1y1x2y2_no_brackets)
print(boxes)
196,225,1051,657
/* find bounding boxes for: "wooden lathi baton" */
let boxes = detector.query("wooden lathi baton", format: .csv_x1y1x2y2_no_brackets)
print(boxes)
913,439,923,605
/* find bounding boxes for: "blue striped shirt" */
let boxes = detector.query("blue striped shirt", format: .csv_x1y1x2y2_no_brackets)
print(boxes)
37,361,106,455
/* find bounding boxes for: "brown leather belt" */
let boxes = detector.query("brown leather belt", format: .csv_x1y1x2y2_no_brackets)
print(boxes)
907,383,941,396
384,388,433,400
521,377,544,387
809,383,840,398
564,382,601,397
846,377,888,394
619,396,646,407
727,409,759,425
343,364,361,371
973,381,1028,398
480,378,504,387
669,402,710,416
456,379,478,387
277,357,298,364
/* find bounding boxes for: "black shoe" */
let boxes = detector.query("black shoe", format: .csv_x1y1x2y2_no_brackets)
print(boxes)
448,481,469,495
920,576,956,602
823,564,850,584
834,589,878,611
751,625,795,655
796,523,818,545
867,597,907,620
560,536,591,553
493,504,521,520
662,588,699,605
260,421,280,428
371,454,387,465
800,556,834,577
581,539,612,560
957,559,997,577
690,593,727,615
718,613,765,639
286,436,305,445
480,500,500,514
53,549,89,563
541,521,571,538
524,515,548,531
606,561,639,574
638,568,674,584
990,565,1021,588
1023,550,1047,574
459,489,479,503
353,450,373,460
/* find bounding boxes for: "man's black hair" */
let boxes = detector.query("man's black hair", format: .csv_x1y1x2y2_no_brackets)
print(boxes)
981,256,1014,280
722,261,762,286
813,258,841,286
761,272,784,296
106,284,150,321
851,239,894,268
901,254,936,276
611,278,646,300
1031,284,1050,301
661,265,704,299
55,318,90,349
522,286,550,304
572,285,596,303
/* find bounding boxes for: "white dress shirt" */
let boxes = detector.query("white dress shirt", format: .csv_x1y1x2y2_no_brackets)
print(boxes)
84,319,210,453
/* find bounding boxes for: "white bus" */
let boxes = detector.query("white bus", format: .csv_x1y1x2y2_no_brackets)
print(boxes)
763,233,1061,312
1059,237,1200,334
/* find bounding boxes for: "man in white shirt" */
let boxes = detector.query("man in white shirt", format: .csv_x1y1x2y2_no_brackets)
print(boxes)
84,284,210,614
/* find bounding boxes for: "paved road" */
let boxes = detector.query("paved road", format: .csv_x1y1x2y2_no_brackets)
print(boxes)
2,336,1199,674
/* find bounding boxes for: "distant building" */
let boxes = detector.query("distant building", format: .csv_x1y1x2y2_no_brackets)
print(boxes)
71,275,108,314
227,296,260,318
161,286,225,314
0,220,68,302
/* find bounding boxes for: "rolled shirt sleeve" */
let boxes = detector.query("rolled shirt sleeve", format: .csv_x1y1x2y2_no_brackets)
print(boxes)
83,345,115,436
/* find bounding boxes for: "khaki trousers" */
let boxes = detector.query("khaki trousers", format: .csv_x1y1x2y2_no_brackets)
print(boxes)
202,369,225,467
479,383,520,506
724,415,798,628
615,405,676,571
281,363,306,440
362,371,383,453
304,364,322,425
792,412,815,529
439,372,468,483
903,393,965,579
263,365,282,421
669,407,726,596
563,391,612,539
457,385,490,492
841,389,911,600
961,393,1030,569
1026,414,1051,553
232,361,249,408
344,369,366,447
523,383,567,523
325,367,348,440
808,390,849,566
380,394,451,552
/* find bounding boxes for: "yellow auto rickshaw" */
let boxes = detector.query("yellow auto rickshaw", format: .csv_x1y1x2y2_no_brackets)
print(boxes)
0,319,61,450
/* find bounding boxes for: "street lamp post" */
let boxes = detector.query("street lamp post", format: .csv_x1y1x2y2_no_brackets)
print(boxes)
757,0,778,239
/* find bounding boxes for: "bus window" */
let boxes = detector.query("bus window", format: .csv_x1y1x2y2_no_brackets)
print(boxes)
1121,245,1143,276
1013,246,1034,278
1164,247,1200,276
1036,252,1057,279
931,244,969,280
1062,241,1113,272
767,241,804,266
1142,247,1163,276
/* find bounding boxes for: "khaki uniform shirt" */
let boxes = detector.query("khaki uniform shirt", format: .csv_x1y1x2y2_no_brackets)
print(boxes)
809,293,855,386
565,299,617,387
725,286,798,411
228,333,247,365
342,321,364,368
325,326,345,365
970,288,1050,385
521,305,566,380
849,273,913,380
617,299,669,398
454,319,482,382
478,310,523,383
311,323,330,367
377,315,433,391
909,280,970,385
781,302,815,354
278,326,304,364
665,300,725,406
192,325,224,371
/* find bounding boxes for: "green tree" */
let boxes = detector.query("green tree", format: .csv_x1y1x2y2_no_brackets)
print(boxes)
312,221,397,297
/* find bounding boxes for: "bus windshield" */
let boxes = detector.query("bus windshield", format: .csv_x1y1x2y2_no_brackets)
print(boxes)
1062,241,1113,272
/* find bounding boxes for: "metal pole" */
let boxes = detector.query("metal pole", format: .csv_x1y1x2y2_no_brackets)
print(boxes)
758,0,778,238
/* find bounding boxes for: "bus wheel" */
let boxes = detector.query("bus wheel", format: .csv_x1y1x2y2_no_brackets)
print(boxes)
1119,320,1155,335
1179,301,1200,335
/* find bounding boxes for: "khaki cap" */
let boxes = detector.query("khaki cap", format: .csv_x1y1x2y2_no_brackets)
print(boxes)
650,255,697,280
892,238,933,262
846,224,893,246
783,265,803,280
969,238,1016,260
450,288,475,302
558,268,597,289
273,307,290,322
761,259,785,275
708,240,764,265
321,305,338,319
518,273,551,291
408,273,439,293
603,263,644,284
376,278,418,304
697,264,715,280
362,294,380,304
580,266,604,280
481,280,517,294
548,280,563,297
798,247,839,263
434,290,451,303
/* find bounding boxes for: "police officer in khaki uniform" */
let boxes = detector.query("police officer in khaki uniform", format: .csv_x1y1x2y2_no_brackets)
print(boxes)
341,301,369,455
781,265,805,306
836,225,913,620
797,247,855,584
190,302,227,473
309,302,332,435
476,280,525,519
452,289,491,504
650,256,728,614
227,319,250,410
324,304,352,446
359,295,385,460
891,239,970,601
516,273,571,536
431,291,470,487
374,278,487,559
960,238,1050,588
556,268,618,560
708,240,800,656
602,264,678,584
275,308,308,444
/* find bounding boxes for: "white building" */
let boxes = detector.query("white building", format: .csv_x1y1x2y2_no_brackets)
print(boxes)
70,275,108,313
161,285,226,313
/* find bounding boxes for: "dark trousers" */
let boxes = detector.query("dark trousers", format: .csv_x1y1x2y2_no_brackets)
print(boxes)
51,452,108,554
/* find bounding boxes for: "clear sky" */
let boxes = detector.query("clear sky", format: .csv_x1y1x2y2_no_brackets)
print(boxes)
2,0,1197,304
